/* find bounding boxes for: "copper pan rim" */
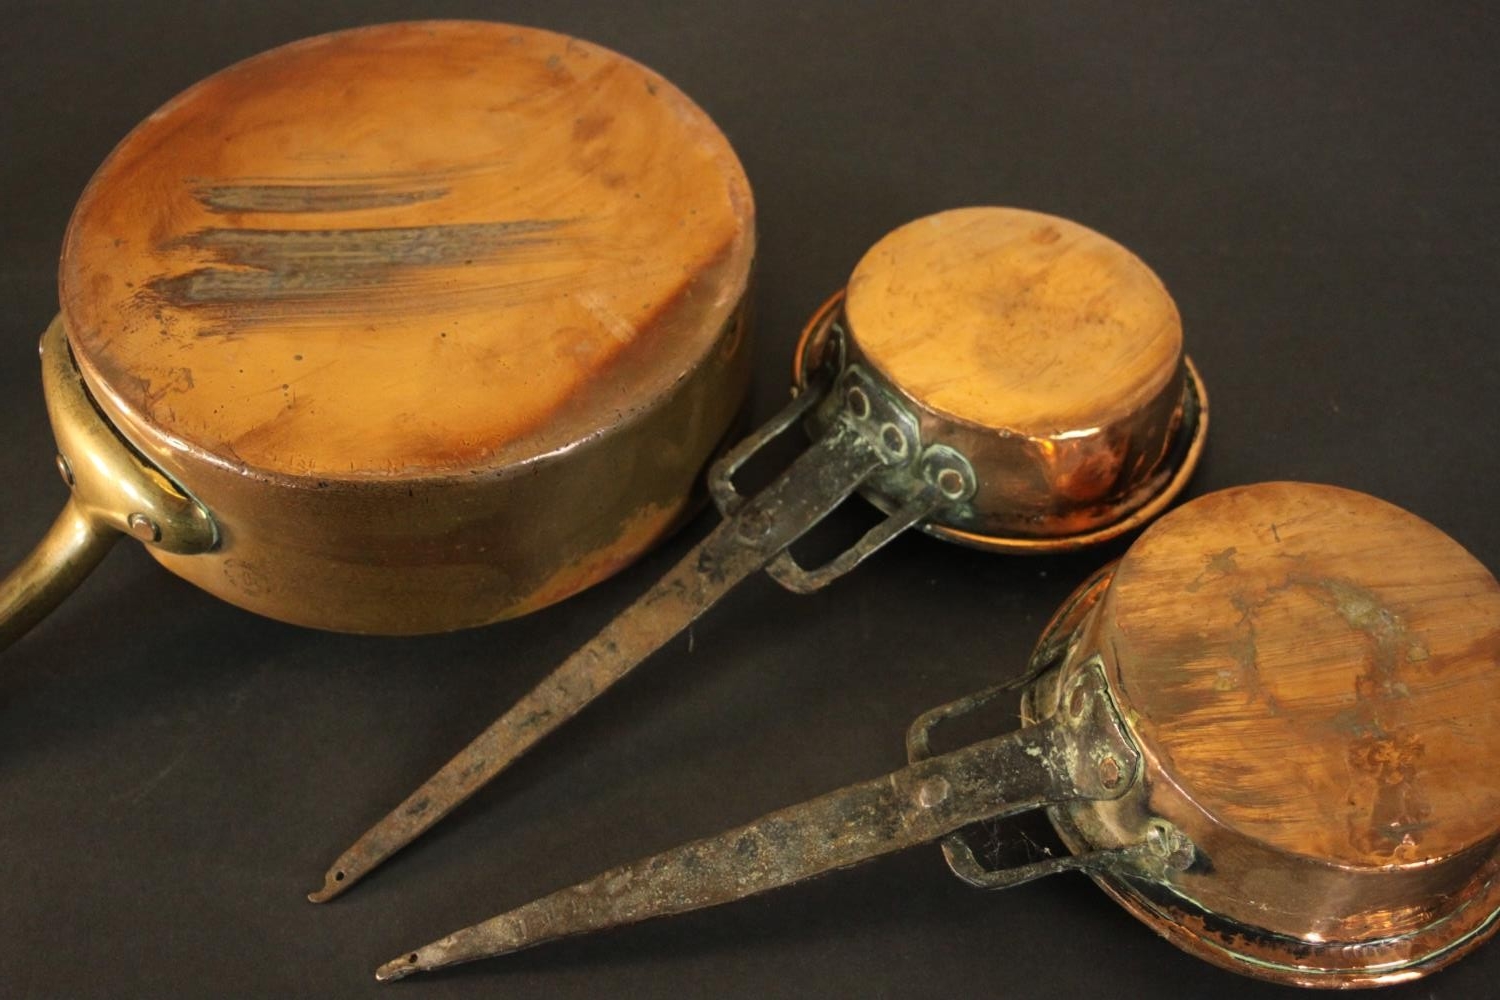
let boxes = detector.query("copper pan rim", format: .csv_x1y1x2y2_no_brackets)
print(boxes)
1082,859,1500,989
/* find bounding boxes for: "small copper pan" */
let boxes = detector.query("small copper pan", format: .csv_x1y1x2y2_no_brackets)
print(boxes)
0,22,755,645
310,205,1208,901
791,207,1206,551
378,482,1500,989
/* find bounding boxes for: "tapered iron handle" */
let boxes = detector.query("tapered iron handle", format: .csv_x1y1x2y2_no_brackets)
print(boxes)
310,413,893,902
373,659,1147,981
375,715,1080,980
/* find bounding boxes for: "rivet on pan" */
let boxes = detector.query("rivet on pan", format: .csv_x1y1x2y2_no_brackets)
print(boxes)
845,385,871,419
879,423,908,458
936,468,966,498
736,508,773,542
1099,755,1123,789
916,777,951,808
127,513,161,543
55,455,74,488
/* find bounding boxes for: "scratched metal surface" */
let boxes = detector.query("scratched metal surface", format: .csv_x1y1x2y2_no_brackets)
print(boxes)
2,2,1497,998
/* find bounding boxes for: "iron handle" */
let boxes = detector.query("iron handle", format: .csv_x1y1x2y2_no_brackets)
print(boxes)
311,350,978,903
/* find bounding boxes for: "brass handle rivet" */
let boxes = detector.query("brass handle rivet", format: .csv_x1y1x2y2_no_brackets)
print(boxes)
127,513,161,543
55,455,75,488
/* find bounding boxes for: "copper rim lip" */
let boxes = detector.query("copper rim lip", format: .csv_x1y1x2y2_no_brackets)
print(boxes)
1029,563,1500,988
790,290,1209,554
1084,864,1500,989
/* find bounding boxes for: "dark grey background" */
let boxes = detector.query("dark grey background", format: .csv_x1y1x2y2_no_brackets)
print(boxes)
3,2,1498,997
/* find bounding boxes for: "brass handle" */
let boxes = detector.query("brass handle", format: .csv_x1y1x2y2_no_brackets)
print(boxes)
0,498,118,649
0,318,217,651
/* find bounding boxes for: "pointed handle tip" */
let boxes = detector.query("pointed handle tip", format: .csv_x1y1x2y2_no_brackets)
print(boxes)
374,953,423,983
307,867,351,904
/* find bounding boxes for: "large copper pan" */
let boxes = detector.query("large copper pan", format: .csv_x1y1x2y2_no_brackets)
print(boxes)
0,22,754,643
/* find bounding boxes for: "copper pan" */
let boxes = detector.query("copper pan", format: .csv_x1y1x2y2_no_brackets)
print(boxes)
0,21,755,644
377,482,1500,989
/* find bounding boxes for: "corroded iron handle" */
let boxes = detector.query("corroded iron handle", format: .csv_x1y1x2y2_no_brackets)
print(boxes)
0,318,216,651
309,384,900,902
375,715,1083,981
310,356,979,903
373,659,1143,982
907,669,1193,890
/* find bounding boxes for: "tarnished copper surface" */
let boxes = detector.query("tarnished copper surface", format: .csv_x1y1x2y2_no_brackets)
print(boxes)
1039,482,1500,986
1,21,755,636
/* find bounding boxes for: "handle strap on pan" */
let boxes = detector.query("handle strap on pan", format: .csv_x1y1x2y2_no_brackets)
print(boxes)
0,317,217,650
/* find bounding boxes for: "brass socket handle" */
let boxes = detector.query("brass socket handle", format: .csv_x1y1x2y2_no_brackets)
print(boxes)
375,483,1500,988
0,318,217,649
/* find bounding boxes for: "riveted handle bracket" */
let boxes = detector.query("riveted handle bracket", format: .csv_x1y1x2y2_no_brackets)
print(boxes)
0,317,217,650
710,364,976,594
